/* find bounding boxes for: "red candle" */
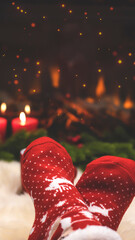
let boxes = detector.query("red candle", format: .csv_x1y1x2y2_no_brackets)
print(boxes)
11,112,38,134
0,117,7,141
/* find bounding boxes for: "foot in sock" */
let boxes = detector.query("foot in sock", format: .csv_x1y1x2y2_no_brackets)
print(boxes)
21,138,121,240
76,155,135,230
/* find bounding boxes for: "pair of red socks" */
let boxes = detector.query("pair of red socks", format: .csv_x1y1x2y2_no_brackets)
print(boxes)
21,137,135,240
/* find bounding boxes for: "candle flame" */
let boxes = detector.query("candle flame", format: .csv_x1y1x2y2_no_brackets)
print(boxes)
96,76,106,97
123,97,133,109
1,102,7,114
24,105,31,115
19,112,26,126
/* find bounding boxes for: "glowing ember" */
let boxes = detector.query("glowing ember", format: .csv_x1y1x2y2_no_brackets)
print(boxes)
96,76,106,97
19,112,26,126
98,32,102,36
31,23,36,28
69,10,72,14
1,103,7,114
61,4,65,8
123,97,133,109
14,80,19,85
118,59,122,64
110,6,114,11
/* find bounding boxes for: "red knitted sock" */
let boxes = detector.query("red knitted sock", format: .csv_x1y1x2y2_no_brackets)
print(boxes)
76,155,135,230
21,139,121,240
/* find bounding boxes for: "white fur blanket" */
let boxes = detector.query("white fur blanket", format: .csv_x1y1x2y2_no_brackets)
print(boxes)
0,161,134,240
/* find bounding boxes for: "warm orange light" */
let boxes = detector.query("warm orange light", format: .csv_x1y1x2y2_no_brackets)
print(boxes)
128,52,132,56
24,68,27,72
18,88,21,92
61,4,65,8
57,28,61,32
83,84,86,87
50,67,60,88
31,22,35,27
12,2,15,6
96,76,106,97
33,89,36,93
19,112,26,126
98,68,102,73
86,98,94,103
14,80,19,85
69,10,72,14
24,105,31,115
123,97,133,109
98,32,102,36
36,61,40,65
16,55,20,59
133,61,135,66
110,6,114,11
84,12,87,15
38,70,41,74
113,95,120,106
118,59,122,64
1,102,7,114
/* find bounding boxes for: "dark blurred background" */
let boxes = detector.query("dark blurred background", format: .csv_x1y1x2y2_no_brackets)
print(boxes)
0,0,135,100
0,1,135,163
0,0,135,137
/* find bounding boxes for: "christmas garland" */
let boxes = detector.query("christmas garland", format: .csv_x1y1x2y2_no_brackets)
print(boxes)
0,126,135,169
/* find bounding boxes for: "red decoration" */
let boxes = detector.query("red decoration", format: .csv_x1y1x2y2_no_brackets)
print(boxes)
21,137,121,240
0,117,7,141
76,155,135,230
11,117,38,134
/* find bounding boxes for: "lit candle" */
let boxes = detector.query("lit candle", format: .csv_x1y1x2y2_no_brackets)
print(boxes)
24,104,31,115
0,117,7,141
11,112,38,134
1,102,7,114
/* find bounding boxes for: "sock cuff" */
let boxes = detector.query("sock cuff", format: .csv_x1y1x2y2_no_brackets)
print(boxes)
62,225,122,240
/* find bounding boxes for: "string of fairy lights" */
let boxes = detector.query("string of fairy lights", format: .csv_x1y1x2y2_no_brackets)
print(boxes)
1,1,135,96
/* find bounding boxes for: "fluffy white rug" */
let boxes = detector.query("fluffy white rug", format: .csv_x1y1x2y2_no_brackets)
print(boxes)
0,160,134,240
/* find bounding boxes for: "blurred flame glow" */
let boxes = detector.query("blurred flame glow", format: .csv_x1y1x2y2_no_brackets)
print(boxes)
123,97,133,109
96,77,106,97
1,102,7,114
19,112,26,126
24,105,31,115
50,67,60,88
